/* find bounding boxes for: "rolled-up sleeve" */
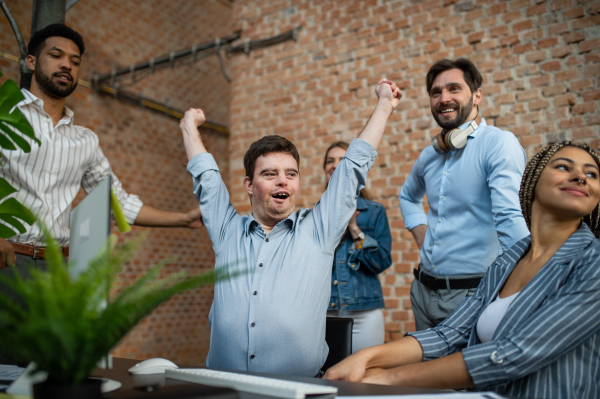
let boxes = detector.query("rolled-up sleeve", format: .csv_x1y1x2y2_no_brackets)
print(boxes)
399,155,428,230
187,152,239,253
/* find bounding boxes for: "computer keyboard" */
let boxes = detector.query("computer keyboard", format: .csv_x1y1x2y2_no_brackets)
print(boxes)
165,368,338,399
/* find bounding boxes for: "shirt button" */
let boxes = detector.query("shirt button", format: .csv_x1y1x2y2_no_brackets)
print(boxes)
432,265,436,269
435,241,439,245
250,355,255,360
259,263,263,267
444,172,448,175
265,238,269,242
251,322,255,327
351,264,356,268
253,291,258,295
440,195,444,199
438,219,442,223
490,351,503,364
330,303,335,307
333,280,338,285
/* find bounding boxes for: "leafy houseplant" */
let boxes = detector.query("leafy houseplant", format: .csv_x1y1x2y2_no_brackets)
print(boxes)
0,70,40,238
0,226,236,397
0,70,238,396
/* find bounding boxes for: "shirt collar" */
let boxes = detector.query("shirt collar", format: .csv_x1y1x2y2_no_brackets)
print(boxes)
244,210,298,236
20,89,75,124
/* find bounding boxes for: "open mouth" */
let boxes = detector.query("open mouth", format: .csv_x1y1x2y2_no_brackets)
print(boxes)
54,73,73,83
438,107,457,115
272,192,290,202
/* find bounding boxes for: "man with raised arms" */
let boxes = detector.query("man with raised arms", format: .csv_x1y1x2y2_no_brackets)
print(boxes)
179,79,401,377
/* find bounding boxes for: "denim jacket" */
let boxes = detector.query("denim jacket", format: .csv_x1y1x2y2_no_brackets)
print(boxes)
329,197,392,311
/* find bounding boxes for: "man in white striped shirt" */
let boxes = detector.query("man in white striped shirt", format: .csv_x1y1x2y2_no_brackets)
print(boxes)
0,24,202,271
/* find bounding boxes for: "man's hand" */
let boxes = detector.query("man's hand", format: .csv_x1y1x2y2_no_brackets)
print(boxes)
0,238,16,269
376,79,402,110
179,108,208,160
323,351,369,382
184,207,204,229
180,108,206,129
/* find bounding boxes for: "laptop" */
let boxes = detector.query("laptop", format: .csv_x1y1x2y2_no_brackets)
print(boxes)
68,176,112,280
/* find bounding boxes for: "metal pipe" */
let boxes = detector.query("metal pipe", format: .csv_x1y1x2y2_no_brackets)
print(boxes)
0,0,27,58
95,31,241,85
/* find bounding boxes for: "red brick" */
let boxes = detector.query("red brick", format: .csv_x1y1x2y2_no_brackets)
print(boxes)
495,93,516,104
538,37,559,49
555,68,579,81
525,50,547,62
564,7,585,20
513,19,535,32
493,70,513,82
530,74,552,87
542,84,567,96
500,34,520,46
549,23,570,36
552,45,574,59
526,4,547,16
490,25,510,37
554,94,577,106
579,39,600,53
541,60,562,71
572,102,596,114
503,10,523,22
518,89,541,101
572,127,596,140
529,99,550,110
564,32,586,44
467,31,485,44
582,90,600,101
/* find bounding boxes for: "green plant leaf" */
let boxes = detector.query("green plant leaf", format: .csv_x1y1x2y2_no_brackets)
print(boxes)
0,220,245,385
0,76,39,151
0,197,36,238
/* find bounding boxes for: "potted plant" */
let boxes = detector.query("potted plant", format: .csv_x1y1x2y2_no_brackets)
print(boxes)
0,70,238,398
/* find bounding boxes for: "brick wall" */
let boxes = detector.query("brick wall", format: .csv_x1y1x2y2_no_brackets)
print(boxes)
0,0,232,364
229,0,600,340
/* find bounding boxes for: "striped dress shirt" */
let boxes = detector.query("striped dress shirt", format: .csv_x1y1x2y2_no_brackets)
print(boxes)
409,223,600,399
0,89,143,246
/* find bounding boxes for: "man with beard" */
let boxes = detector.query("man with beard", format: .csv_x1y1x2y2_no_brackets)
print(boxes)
399,58,529,331
179,78,402,376
0,24,202,273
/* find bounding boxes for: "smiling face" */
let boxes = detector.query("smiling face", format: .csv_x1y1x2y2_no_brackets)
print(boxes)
533,147,600,221
27,36,81,99
243,152,300,228
429,68,481,131
324,146,346,183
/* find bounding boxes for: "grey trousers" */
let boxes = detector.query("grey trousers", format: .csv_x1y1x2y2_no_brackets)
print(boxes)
0,254,50,364
410,278,477,331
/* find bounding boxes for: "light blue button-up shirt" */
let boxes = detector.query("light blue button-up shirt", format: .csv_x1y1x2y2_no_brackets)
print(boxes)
399,118,529,277
187,139,376,377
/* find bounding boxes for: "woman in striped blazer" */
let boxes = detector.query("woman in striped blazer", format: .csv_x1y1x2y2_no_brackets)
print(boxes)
325,141,600,399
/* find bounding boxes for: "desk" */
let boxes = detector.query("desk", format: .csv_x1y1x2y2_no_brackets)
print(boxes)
93,358,447,398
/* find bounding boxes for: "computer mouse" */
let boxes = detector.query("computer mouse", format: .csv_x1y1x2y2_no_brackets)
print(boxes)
128,358,179,375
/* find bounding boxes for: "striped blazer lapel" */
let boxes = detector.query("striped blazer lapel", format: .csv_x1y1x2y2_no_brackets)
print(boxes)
493,223,597,340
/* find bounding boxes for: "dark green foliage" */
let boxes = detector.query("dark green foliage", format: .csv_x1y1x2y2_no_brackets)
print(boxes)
0,225,241,385
0,70,41,238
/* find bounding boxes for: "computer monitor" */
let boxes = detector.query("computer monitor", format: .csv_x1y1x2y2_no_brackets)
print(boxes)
68,176,111,280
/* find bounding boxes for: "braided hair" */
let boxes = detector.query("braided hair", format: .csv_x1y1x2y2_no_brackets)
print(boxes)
519,141,600,239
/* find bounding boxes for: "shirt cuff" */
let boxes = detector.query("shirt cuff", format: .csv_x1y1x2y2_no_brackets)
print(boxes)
462,341,516,389
187,152,220,178
404,329,448,361
403,213,428,231
345,139,377,166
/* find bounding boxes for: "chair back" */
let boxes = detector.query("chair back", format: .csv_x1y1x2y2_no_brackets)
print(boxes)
322,317,353,371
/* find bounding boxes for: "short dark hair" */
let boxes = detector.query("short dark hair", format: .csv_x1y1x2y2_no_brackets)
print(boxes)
426,58,482,95
244,135,300,182
27,24,85,58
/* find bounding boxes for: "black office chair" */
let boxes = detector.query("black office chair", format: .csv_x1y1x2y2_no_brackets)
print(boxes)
322,317,354,371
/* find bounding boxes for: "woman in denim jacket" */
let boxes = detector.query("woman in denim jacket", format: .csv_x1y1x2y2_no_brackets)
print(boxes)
324,142,393,353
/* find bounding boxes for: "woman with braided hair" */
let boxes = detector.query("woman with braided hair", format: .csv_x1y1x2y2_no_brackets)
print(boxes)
326,141,600,399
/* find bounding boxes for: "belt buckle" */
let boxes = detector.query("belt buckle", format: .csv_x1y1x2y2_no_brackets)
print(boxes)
424,274,438,290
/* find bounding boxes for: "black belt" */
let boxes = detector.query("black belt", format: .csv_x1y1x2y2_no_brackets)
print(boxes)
413,268,482,290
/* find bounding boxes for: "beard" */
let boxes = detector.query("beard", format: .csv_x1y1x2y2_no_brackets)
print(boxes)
35,68,78,98
432,95,474,131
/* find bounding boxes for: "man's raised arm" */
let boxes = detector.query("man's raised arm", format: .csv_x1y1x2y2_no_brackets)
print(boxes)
357,79,402,150
180,108,208,160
